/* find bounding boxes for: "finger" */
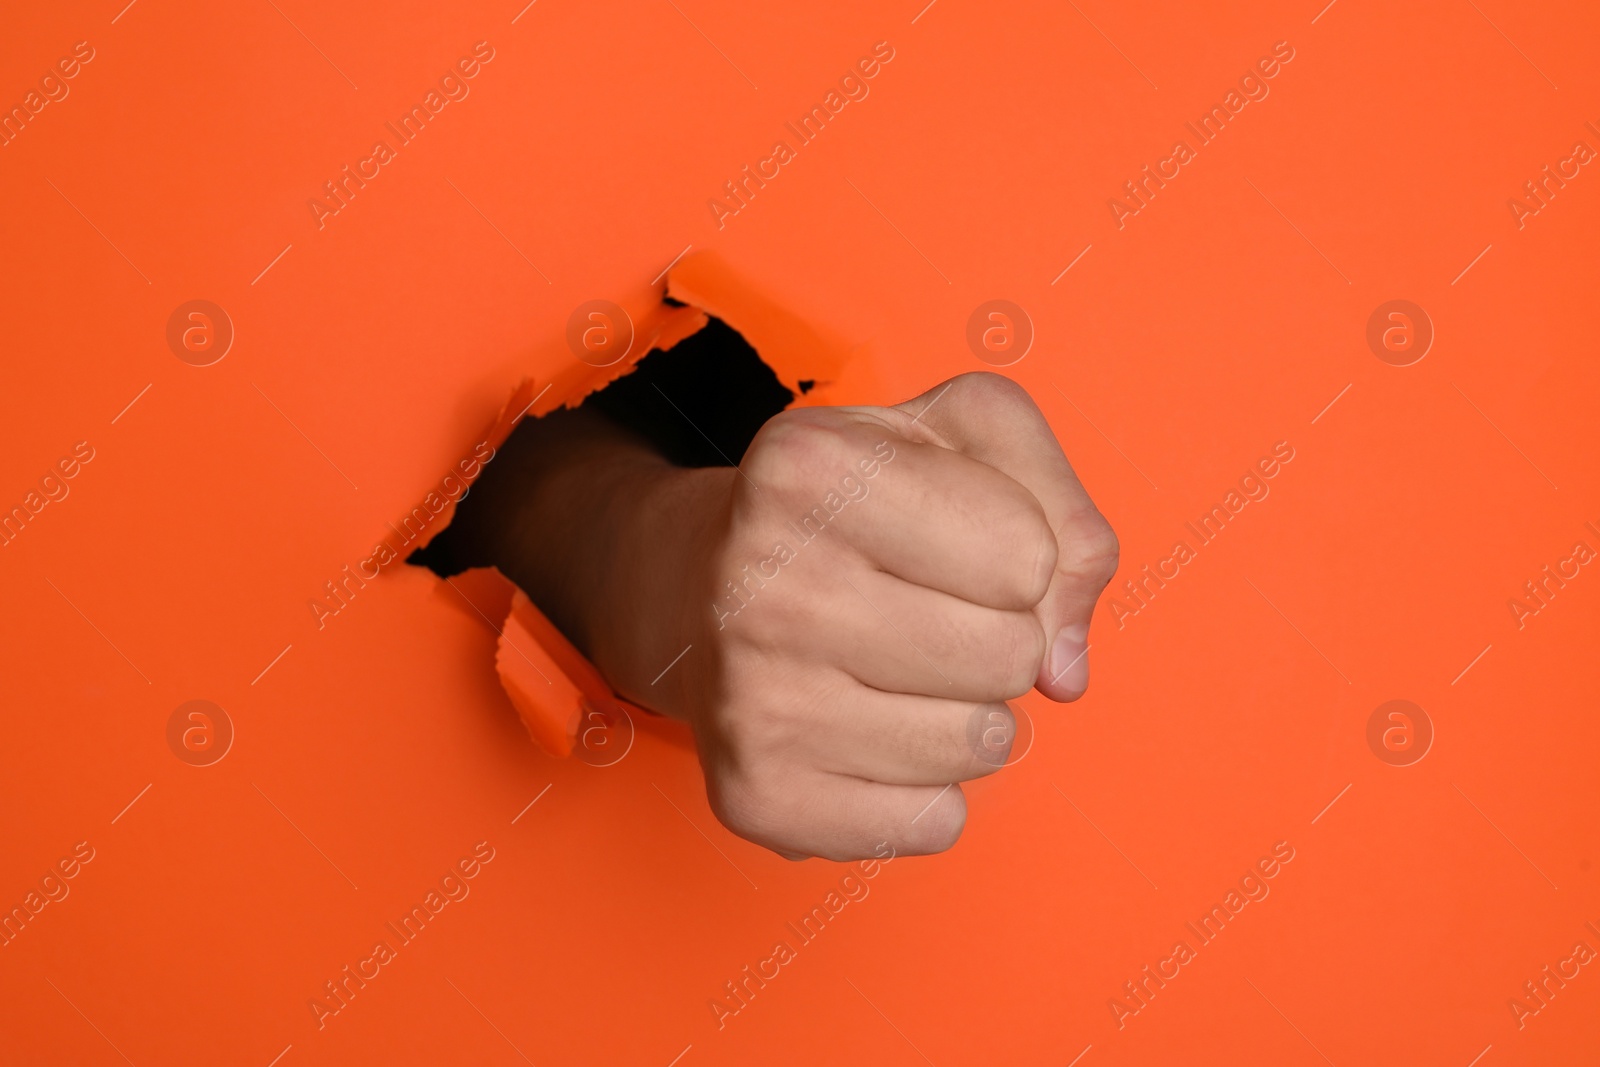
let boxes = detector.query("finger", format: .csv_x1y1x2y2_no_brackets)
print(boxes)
888,373,1119,702
709,768,968,861
744,410,1057,610
817,566,1044,702
809,682,1018,786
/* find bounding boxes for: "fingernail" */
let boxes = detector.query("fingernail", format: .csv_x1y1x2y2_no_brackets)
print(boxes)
1049,625,1090,697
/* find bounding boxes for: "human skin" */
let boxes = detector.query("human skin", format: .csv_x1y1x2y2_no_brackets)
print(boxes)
476,372,1118,860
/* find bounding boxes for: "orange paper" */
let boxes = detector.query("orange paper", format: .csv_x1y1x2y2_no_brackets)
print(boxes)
2,2,1596,1064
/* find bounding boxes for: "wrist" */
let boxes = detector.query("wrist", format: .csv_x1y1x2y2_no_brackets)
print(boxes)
584,463,733,719
474,406,734,723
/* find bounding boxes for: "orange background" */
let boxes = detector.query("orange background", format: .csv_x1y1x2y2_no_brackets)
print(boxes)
2,1,1597,1064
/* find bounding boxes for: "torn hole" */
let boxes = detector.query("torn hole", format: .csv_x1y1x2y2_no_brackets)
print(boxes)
409,312,792,581
403,250,855,757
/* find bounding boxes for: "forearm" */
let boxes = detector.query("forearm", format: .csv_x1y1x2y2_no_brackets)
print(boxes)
479,406,730,718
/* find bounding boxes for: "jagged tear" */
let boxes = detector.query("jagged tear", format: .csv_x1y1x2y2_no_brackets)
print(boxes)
404,252,858,757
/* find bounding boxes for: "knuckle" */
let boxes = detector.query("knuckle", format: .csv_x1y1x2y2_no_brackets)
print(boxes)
965,703,1017,772
953,371,1032,413
982,497,1055,606
906,789,967,854
1062,514,1120,586
962,610,1043,699
997,615,1047,697
965,474,1056,607
748,410,848,489
706,772,784,847
1018,507,1060,604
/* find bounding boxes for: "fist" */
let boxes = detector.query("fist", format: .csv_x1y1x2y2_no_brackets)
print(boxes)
678,373,1118,861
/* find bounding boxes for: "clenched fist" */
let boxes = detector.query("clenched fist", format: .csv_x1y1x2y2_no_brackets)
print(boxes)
469,372,1118,861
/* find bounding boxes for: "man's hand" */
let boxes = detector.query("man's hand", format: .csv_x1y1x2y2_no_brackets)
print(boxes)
486,373,1118,861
